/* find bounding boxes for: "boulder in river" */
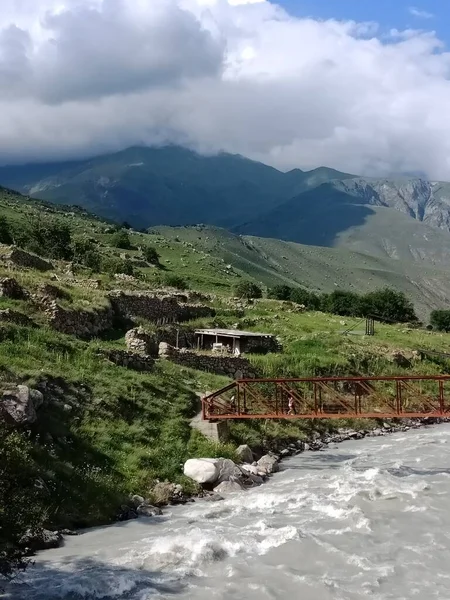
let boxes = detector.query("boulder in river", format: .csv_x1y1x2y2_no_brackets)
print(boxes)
214,480,245,494
137,503,163,517
257,454,280,474
19,529,63,552
184,458,220,483
216,458,244,483
236,444,254,463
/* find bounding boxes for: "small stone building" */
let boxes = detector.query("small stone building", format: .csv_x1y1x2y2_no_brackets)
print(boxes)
194,328,278,355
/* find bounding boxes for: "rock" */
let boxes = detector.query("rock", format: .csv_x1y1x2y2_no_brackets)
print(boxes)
240,464,259,476
130,494,145,508
151,482,176,505
125,327,159,357
203,493,225,502
214,480,245,494
117,505,138,521
59,529,78,536
0,308,35,327
246,474,264,486
0,385,43,425
20,529,63,552
184,458,220,484
257,454,279,474
0,277,27,299
216,459,244,483
236,444,254,464
136,503,163,517
280,448,291,457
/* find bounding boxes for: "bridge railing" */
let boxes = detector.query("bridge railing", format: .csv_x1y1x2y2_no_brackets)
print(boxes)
201,375,450,420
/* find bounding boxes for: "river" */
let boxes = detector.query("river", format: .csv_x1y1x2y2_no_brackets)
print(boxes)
8,423,450,600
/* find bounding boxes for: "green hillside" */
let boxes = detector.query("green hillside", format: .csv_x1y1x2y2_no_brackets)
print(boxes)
2,185,450,576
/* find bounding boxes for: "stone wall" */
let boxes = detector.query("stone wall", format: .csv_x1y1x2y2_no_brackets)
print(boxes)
154,325,197,349
125,327,159,356
244,335,281,354
159,343,257,379
43,300,113,338
108,291,214,324
5,248,53,271
96,349,154,372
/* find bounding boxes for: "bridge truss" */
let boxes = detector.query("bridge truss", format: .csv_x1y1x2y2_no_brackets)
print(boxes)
202,376,450,420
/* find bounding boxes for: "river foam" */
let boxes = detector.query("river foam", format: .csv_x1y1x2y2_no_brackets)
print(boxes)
8,424,450,600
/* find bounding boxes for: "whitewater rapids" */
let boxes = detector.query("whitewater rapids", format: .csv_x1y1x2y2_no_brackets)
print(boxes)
8,424,450,599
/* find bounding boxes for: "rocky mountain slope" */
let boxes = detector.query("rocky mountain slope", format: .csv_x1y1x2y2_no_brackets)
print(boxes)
2,144,450,278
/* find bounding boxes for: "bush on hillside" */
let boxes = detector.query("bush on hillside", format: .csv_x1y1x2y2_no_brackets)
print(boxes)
323,290,362,317
142,245,160,266
72,238,101,272
22,219,73,261
164,274,189,290
290,287,321,310
360,288,417,323
268,285,292,301
234,281,263,300
0,216,13,245
110,230,132,250
430,310,450,332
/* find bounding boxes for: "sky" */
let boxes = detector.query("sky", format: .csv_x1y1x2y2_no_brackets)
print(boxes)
1,0,450,179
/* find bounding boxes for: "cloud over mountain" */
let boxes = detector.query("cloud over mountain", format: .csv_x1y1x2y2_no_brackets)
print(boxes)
1,0,450,179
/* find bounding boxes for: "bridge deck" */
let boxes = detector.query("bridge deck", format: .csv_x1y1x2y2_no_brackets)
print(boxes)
202,376,450,420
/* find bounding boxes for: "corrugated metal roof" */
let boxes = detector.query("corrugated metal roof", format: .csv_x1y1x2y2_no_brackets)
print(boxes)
194,328,272,338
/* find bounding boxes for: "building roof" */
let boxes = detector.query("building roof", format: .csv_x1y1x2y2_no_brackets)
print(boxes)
194,328,273,339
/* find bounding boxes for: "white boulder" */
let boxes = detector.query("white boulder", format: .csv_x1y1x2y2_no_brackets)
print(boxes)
183,458,220,484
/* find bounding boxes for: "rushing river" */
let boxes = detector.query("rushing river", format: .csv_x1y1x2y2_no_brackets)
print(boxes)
8,423,450,600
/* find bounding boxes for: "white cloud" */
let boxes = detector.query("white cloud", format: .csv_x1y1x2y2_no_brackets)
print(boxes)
1,0,450,180
409,6,434,19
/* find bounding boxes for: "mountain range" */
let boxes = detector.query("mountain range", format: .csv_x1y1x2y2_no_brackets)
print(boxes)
1,146,450,268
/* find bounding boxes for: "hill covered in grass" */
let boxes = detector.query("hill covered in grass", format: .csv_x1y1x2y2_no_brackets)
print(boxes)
2,185,450,576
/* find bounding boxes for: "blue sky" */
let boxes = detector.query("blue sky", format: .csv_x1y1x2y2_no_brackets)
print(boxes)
279,0,449,44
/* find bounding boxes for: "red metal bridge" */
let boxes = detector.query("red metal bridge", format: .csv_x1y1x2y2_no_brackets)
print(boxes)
202,376,450,421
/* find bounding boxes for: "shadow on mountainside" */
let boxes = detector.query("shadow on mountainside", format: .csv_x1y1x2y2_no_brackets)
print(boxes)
234,185,376,247
3,555,186,599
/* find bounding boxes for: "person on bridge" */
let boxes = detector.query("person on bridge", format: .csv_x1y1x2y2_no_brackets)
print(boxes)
230,395,236,413
288,396,296,415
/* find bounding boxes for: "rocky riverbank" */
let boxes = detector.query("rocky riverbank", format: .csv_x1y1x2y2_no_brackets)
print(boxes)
27,416,448,554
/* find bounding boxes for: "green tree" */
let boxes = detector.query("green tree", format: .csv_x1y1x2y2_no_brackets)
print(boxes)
361,288,417,323
290,287,321,310
28,220,73,260
110,230,132,250
268,285,293,301
325,290,362,317
142,245,160,265
430,310,450,332
72,238,101,272
234,281,263,300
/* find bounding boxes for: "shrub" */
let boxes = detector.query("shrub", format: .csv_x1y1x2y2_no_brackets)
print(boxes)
290,287,321,310
110,230,132,250
361,288,417,323
268,285,293,301
324,290,361,317
23,220,73,260
234,281,262,300
142,246,160,265
430,310,450,332
164,274,188,290
72,238,101,272
0,216,13,245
